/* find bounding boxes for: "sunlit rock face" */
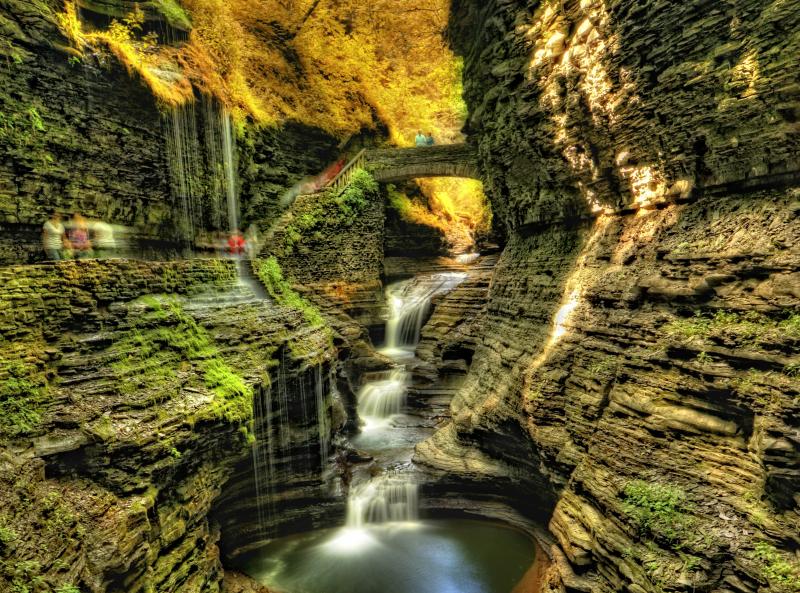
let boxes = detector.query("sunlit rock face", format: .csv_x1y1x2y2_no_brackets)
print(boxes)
450,0,799,231
428,1,800,591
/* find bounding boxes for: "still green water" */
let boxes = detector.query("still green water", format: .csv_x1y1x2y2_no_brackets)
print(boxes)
238,520,535,593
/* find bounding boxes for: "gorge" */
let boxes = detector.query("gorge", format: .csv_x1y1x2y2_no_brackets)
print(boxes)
0,0,798,592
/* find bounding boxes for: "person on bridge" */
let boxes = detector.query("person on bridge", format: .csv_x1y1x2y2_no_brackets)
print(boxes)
415,131,427,147
425,132,435,146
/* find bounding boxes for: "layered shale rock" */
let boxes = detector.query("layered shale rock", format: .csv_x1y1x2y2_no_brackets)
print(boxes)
419,0,800,591
450,0,800,229
264,179,386,327
0,0,338,264
0,260,338,593
418,189,800,593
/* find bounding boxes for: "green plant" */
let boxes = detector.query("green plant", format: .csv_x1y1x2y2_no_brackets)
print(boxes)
282,169,378,251
0,359,48,438
695,351,713,366
0,525,17,546
255,258,325,328
753,542,800,590
55,585,82,593
665,309,800,348
168,447,182,459
622,480,695,549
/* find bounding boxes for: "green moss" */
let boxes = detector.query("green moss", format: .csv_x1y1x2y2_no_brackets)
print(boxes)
152,0,191,30
283,169,378,252
753,542,800,591
0,359,48,438
112,296,253,426
665,309,800,348
255,257,325,328
622,480,696,550
0,525,17,548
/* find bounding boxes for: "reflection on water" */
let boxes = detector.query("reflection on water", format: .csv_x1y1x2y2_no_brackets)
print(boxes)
237,520,535,593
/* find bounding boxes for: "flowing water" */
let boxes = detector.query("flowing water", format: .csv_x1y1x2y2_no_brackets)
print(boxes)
163,103,203,243
239,268,535,592
164,99,241,242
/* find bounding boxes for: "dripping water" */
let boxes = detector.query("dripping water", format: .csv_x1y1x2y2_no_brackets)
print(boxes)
220,110,239,232
163,103,203,244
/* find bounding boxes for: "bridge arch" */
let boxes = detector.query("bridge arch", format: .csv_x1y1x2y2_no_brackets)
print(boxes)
364,144,480,183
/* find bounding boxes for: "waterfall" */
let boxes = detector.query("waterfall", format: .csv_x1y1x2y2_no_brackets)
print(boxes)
250,357,332,538
202,98,240,233
356,368,408,421
384,272,468,352
220,111,239,232
345,476,419,528
203,96,225,230
316,364,330,469
252,384,277,539
337,272,467,532
163,103,203,243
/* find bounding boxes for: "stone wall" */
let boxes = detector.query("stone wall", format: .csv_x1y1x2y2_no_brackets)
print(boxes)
423,1,800,591
266,187,386,326
0,0,340,265
0,259,338,593
0,0,177,263
450,0,800,231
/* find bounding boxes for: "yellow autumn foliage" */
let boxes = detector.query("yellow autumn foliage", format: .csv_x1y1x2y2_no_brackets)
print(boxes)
57,0,490,239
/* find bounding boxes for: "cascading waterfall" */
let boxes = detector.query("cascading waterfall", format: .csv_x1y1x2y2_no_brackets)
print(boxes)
384,272,468,351
163,103,203,243
339,272,467,530
345,476,419,528
356,368,408,423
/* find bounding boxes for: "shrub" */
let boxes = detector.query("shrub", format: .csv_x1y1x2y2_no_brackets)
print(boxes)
622,480,695,548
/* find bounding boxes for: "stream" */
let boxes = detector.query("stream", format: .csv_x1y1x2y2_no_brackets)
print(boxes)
238,270,536,593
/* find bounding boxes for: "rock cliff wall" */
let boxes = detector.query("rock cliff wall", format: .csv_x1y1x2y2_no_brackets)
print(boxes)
0,260,338,593
450,0,800,230
419,0,800,591
0,0,338,264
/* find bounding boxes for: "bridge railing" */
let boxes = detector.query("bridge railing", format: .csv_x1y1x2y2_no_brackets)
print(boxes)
326,148,367,192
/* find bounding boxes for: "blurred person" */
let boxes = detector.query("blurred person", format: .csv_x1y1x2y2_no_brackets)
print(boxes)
425,132,435,146
227,229,245,256
66,213,92,259
415,131,426,146
42,211,66,260
245,224,260,259
91,219,116,258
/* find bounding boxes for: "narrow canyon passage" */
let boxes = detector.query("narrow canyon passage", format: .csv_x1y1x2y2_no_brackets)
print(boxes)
0,0,798,592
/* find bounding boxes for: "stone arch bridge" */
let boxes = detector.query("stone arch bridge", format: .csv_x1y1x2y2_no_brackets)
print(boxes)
328,143,480,191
